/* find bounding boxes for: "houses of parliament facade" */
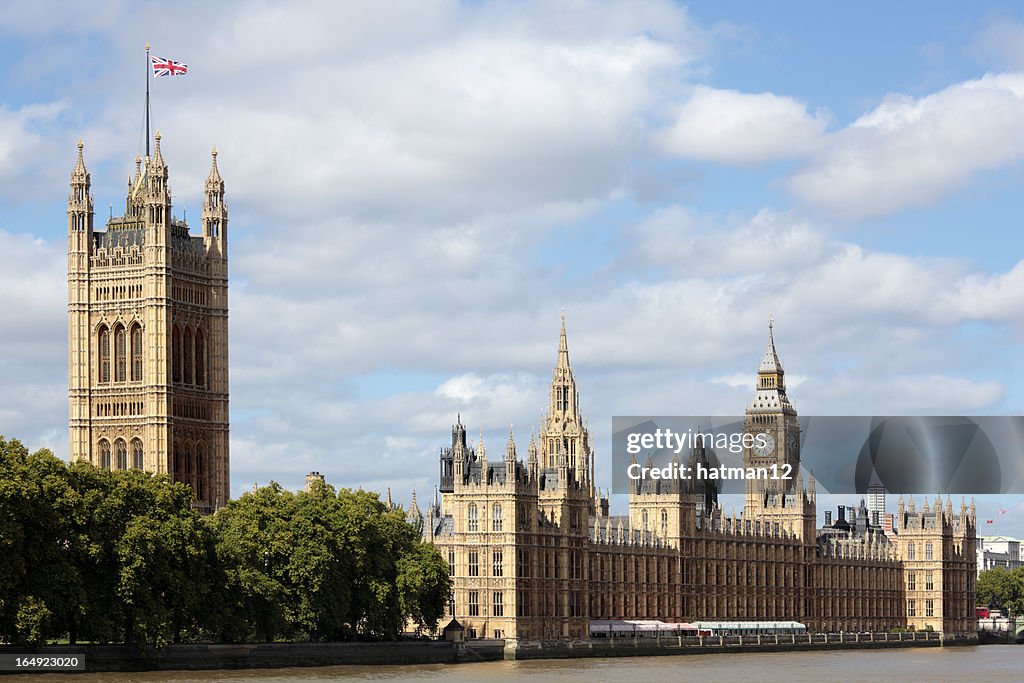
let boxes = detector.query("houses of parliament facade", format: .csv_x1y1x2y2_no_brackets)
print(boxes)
418,318,978,641
66,135,229,512
65,135,976,641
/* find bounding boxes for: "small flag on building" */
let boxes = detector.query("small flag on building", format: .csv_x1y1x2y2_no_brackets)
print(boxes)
151,55,188,77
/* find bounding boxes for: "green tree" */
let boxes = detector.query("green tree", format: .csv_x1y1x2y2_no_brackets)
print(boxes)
978,566,1024,616
209,483,297,642
0,437,81,646
397,542,452,634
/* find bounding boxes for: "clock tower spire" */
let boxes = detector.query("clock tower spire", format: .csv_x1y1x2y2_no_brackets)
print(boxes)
742,317,813,538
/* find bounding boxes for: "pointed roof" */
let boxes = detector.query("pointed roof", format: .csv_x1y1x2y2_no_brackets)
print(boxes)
206,146,222,184
151,130,165,168
505,425,516,460
556,309,571,373
759,315,783,374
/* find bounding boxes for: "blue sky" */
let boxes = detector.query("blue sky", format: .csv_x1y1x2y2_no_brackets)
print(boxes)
2,1,1024,536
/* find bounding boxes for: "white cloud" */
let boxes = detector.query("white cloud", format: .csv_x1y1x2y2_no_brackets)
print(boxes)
789,73,1024,219
659,86,828,164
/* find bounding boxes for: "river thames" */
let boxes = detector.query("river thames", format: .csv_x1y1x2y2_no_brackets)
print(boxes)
19,645,1024,682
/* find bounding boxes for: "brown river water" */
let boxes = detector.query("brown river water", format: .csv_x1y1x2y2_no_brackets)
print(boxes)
15,645,1023,682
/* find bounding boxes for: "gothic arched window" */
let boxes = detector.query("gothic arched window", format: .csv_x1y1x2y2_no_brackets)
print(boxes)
195,328,206,387
98,326,110,383
468,503,479,532
492,504,503,532
925,542,933,560
642,510,649,530
115,439,127,470
196,443,206,501
661,509,668,533
114,324,127,382
99,440,111,469
183,328,194,385
173,443,183,476
172,326,182,383
130,324,143,381
131,439,144,469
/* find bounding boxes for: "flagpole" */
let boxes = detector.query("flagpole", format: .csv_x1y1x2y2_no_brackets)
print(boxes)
145,42,151,157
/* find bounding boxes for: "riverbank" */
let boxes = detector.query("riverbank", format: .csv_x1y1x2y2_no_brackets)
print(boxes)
0,631,974,674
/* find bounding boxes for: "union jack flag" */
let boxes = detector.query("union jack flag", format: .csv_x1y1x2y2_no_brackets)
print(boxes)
150,55,188,77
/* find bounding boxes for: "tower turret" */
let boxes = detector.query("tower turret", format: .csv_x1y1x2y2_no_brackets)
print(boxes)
202,147,228,252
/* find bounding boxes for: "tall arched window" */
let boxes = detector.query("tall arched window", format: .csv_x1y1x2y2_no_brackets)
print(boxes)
196,444,205,501
183,327,193,385
131,439,144,469
98,326,110,383
468,503,479,532
185,444,193,476
172,326,182,383
131,324,143,381
173,443,182,476
114,324,127,382
99,440,111,469
642,510,649,530
492,504,503,532
115,439,127,470
661,509,668,533
195,329,206,387
925,542,933,560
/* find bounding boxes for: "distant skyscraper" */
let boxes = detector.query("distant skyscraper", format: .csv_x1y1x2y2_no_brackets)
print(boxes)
868,471,886,526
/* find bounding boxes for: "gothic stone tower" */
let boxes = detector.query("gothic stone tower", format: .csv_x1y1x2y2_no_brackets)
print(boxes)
742,319,815,540
67,135,229,512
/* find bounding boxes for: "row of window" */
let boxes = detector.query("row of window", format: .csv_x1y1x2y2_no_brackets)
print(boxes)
640,509,670,532
466,590,503,617
905,541,935,560
98,323,144,383
173,442,209,502
467,503,504,531
907,599,935,617
171,326,207,386
98,438,144,470
465,503,578,532
98,323,209,387
453,548,584,580
906,571,935,591
94,284,143,302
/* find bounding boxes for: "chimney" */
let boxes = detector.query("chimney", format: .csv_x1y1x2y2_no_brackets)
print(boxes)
825,510,833,526
838,505,846,523
304,471,325,493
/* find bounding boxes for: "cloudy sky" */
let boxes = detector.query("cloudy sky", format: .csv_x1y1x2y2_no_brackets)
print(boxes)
3,1,1024,536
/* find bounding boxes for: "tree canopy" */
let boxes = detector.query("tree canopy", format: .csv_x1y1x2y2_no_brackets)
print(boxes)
0,435,450,649
977,566,1024,616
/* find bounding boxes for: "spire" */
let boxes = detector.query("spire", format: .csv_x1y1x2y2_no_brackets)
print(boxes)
749,315,794,414
72,139,87,179
759,314,783,374
207,146,222,182
505,425,516,461
151,130,165,168
559,308,568,357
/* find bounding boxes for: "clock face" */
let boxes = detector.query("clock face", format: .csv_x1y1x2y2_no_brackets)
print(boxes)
753,432,775,457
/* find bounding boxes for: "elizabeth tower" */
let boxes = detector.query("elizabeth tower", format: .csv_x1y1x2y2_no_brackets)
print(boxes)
67,133,229,512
